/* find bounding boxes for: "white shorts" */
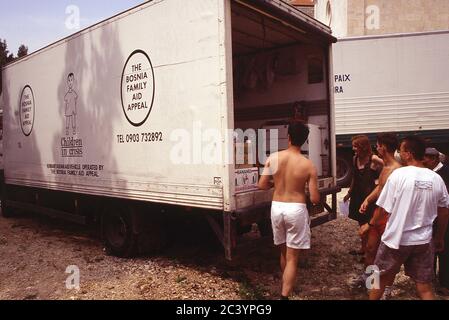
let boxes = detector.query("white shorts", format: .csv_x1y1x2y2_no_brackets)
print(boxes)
271,201,311,250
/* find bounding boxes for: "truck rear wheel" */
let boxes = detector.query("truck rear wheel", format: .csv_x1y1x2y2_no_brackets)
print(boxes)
102,206,139,258
0,202,16,218
101,204,167,258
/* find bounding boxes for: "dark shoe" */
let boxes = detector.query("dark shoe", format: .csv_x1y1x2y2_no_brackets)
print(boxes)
349,250,365,256
380,286,393,300
437,287,449,296
349,274,368,289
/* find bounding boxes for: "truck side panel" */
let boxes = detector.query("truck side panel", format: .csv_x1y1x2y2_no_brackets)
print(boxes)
2,0,227,210
333,31,449,136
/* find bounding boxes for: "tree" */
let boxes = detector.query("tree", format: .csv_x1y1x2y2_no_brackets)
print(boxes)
1,38,15,95
17,44,28,58
0,38,14,67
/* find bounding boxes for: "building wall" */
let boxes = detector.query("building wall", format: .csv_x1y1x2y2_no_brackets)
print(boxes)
315,0,449,38
289,0,315,17
315,0,348,38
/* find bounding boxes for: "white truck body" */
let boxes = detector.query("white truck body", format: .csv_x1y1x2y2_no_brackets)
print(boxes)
3,0,230,210
333,30,449,138
332,30,449,185
1,0,338,258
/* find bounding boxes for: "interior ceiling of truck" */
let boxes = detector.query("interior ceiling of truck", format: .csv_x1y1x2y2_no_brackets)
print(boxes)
231,1,313,56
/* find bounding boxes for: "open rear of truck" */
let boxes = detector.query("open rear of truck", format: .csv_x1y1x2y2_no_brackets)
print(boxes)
215,0,340,259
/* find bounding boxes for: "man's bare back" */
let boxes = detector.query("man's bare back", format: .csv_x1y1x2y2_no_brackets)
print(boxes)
257,120,321,300
260,148,319,204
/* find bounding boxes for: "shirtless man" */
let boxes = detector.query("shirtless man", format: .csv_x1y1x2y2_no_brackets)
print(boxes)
259,121,320,300
358,133,401,295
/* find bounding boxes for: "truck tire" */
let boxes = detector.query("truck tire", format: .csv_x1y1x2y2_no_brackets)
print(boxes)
0,201,15,218
336,155,353,187
102,206,139,258
0,183,16,218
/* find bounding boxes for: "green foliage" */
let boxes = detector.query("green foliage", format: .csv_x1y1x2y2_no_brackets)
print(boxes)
0,39,15,67
17,45,28,58
1,39,28,94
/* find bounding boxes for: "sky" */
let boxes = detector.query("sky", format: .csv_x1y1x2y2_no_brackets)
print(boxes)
0,0,147,55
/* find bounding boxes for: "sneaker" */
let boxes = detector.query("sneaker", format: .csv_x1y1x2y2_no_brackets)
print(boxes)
380,286,393,300
349,273,368,289
437,287,449,296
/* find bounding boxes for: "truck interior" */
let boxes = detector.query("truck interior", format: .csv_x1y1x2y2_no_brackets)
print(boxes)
230,1,335,209
216,2,341,256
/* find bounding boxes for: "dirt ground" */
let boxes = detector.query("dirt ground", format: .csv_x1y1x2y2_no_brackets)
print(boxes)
0,190,448,300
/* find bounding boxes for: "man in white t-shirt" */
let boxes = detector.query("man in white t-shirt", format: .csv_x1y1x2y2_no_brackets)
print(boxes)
369,136,449,300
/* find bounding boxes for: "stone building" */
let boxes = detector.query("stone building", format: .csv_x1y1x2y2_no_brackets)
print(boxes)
292,0,449,38
288,0,315,17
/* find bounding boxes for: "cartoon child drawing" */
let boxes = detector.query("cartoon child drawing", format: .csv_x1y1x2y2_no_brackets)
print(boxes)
64,73,78,135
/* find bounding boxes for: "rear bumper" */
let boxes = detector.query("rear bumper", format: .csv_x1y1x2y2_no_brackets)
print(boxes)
233,185,341,227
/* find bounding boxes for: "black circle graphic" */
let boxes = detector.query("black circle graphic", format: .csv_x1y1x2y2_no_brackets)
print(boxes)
19,85,35,137
121,49,155,127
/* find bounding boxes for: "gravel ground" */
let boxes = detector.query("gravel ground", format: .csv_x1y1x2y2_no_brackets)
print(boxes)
0,190,448,300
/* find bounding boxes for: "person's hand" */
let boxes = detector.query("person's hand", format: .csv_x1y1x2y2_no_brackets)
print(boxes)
434,238,445,253
359,199,369,214
343,194,350,203
359,224,370,237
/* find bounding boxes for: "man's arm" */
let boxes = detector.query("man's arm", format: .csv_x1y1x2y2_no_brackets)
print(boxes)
434,207,449,252
360,207,389,236
360,167,389,213
308,165,320,205
371,154,384,169
258,157,274,190
359,185,380,213
371,207,388,225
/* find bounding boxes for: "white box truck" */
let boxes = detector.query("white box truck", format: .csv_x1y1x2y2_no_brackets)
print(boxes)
1,0,339,260
333,30,449,186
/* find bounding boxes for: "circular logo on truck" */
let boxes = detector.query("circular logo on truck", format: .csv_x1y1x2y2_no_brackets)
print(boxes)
121,50,155,127
19,85,35,136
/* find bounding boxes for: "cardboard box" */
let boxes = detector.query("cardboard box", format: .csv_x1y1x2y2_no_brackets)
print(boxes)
235,167,259,193
235,140,256,169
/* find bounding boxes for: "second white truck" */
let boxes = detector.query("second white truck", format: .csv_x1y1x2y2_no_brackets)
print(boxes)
333,30,449,186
